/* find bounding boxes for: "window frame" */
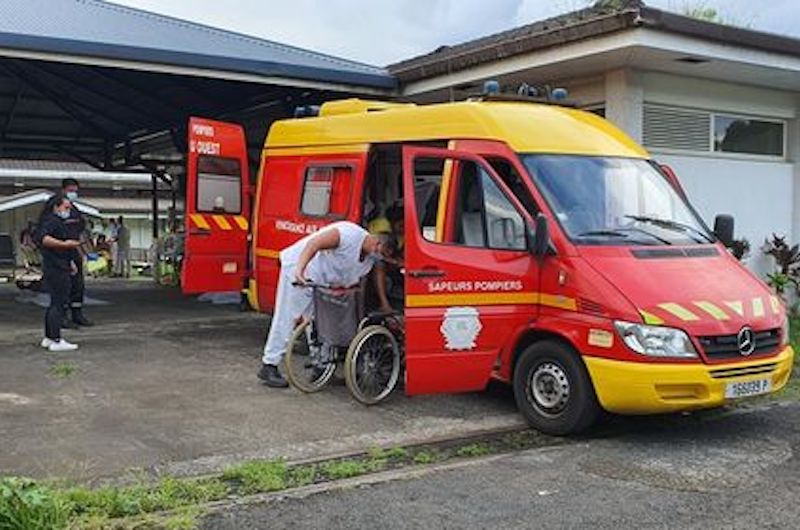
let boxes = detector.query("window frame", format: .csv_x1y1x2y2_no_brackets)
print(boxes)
195,154,243,215
413,156,530,252
712,111,787,159
299,162,356,219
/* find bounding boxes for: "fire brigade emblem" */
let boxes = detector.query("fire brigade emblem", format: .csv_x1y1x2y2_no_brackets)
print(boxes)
440,307,482,350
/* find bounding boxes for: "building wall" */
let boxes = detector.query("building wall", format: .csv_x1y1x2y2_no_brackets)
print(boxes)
654,154,793,274
604,69,798,276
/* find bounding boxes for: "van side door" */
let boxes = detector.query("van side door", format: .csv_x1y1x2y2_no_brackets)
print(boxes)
181,117,251,294
403,146,539,395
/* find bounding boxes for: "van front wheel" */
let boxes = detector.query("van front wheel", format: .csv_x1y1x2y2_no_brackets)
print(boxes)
513,340,599,435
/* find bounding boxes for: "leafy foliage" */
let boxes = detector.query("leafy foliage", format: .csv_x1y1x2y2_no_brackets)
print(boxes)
0,477,69,530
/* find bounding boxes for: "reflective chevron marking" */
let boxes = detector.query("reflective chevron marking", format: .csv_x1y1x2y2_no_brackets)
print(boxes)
752,297,765,318
724,301,745,317
190,214,210,230
693,301,730,321
657,302,700,321
639,310,665,325
212,215,232,230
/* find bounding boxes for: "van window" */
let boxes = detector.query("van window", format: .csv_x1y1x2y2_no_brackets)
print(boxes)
197,155,242,214
301,165,352,217
412,157,526,250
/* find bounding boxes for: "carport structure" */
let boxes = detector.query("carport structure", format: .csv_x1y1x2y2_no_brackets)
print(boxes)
0,0,395,203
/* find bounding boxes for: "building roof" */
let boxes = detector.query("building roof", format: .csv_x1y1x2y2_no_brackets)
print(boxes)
0,189,101,216
389,0,800,83
265,99,648,158
0,0,394,90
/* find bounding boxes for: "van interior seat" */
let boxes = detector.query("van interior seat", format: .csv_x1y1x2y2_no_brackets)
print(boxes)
460,184,485,247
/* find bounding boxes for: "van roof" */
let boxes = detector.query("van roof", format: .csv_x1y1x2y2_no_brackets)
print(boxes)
264,99,649,158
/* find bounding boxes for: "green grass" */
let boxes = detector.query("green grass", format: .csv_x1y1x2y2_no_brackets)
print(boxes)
0,477,70,530
64,477,228,520
49,362,76,378
455,443,491,458
412,451,436,465
221,460,287,495
0,432,549,528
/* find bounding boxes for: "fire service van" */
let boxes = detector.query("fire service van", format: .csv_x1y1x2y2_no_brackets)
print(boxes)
179,96,793,434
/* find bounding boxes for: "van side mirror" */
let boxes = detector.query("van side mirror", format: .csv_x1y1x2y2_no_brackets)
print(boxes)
714,214,734,247
531,213,550,260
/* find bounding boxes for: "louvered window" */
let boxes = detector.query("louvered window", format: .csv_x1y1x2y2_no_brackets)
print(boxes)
643,104,710,152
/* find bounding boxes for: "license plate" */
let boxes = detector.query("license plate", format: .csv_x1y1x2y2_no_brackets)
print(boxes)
725,378,772,399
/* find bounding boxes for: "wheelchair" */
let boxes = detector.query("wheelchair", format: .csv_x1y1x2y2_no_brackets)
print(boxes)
283,281,404,405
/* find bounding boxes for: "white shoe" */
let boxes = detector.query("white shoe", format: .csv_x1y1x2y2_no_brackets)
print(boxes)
48,339,78,352
40,338,54,349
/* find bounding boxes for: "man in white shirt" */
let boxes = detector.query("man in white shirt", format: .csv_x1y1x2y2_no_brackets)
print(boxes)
258,221,384,388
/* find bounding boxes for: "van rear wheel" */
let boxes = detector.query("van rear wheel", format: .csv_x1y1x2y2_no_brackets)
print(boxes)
513,340,599,435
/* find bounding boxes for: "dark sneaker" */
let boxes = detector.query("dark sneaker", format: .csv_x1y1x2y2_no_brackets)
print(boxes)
258,364,288,388
72,314,94,327
62,318,77,330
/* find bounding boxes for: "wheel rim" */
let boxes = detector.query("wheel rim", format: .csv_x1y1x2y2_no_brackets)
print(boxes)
526,361,570,417
285,322,336,392
348,328,399,403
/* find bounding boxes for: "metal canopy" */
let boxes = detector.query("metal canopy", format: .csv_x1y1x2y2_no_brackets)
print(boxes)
0,0,395,172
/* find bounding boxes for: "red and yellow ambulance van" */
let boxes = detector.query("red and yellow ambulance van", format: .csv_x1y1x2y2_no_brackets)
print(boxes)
180,97,794,434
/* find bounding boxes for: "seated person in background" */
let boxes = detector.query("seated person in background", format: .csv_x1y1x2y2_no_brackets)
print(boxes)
371,205,405,313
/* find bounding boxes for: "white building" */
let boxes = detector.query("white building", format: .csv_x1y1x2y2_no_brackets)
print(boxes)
389,0,800,274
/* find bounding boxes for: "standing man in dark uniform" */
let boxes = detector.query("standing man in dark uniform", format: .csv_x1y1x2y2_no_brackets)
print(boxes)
61,178,94,327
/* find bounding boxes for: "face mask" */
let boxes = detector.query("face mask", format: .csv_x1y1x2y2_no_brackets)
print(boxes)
56,209,70,220
65,191,78,201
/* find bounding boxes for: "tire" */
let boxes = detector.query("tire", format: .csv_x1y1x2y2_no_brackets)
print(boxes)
513,340,599,435
283,320,336,393
345,325,401,405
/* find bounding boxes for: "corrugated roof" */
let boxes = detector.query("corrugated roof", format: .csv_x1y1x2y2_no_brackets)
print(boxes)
0,0,395,89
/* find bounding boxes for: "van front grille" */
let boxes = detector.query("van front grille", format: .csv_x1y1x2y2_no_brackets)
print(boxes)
710,363,777,380
698,328,780,360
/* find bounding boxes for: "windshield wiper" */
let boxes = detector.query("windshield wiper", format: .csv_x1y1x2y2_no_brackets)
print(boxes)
576,228,670,246
625,215,713,243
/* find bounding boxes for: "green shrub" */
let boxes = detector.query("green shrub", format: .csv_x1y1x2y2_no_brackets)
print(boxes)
0,477,70,530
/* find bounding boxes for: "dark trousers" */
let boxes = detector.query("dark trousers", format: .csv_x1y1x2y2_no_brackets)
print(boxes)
68,258,85,316
45,268,71,340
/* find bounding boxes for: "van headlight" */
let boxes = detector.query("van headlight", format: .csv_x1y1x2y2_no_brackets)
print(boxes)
614,321,698,358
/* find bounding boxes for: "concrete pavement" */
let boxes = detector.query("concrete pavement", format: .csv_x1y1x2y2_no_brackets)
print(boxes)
202,400,800,529
0,280,521,484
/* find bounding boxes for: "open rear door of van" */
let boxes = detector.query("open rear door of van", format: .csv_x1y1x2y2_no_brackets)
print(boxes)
181,117,251,294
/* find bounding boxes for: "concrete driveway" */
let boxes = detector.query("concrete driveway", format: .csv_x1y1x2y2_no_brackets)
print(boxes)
0,280,521,484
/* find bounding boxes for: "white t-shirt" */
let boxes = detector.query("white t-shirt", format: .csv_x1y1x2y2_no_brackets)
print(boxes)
280,221,375,286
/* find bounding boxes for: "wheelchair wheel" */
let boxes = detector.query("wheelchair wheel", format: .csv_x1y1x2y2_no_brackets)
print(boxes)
284,320,336,393
344,325,401,405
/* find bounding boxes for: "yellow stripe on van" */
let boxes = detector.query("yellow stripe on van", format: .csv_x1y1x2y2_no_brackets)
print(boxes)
639,310,665,325
657,303,700,322
693,301,730,321
234,216,249,231
406,292,540,308
770,295,781,315
752,297,765,318
190,214,210,230
539,293,578,311
212,215,232,230
724,301,745,317
255,248,280,259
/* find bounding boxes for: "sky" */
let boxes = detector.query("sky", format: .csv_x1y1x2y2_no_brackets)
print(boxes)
112,0,800,67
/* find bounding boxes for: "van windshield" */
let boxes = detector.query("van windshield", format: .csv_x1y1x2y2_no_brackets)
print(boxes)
520,155,713,246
